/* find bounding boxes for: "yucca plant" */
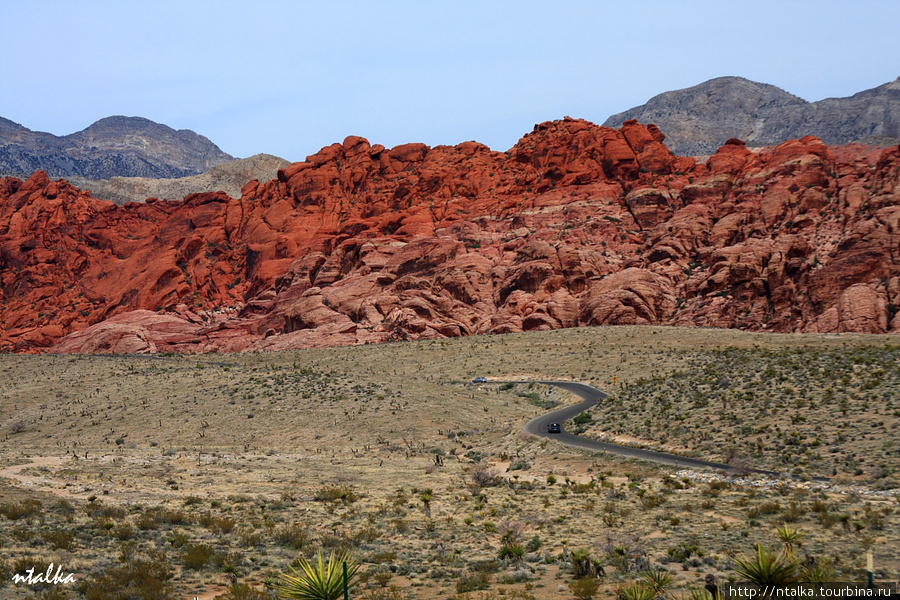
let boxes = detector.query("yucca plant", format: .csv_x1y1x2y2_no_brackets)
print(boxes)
682,586,716,600
800,561,836,584
571,547,603,579
275,550,359,600
733,544,801,588
775,524,803,558
642,569,675,596
497,543,526,569
617,583,657,600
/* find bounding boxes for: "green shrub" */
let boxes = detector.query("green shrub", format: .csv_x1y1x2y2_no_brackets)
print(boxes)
182,543,216,570
314,485,359,504
666,543,700,562
570,577,601,600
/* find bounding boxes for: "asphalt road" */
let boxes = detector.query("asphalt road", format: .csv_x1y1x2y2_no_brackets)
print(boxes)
522,380,780,475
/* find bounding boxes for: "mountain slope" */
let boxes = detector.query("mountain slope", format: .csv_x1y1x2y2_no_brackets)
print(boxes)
66,153,291,205
1,119,898,354
604,76,900,155
0,115,234,179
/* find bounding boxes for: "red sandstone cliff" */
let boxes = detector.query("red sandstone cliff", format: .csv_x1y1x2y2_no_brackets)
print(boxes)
1,119,897,354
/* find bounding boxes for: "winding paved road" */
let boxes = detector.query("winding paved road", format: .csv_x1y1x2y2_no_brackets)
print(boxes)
522,380,781,476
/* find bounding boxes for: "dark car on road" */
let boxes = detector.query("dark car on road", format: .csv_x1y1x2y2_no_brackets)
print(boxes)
472,377,488,383
547,422,561,434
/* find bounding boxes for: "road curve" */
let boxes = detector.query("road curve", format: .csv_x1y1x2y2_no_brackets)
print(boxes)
522,380,780,475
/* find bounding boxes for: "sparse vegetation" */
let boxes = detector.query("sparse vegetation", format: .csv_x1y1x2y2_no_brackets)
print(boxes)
0,327,896,599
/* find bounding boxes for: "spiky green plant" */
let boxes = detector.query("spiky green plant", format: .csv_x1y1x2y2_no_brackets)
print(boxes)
775,524,803,558
617,583,657,600
641,569,675,596
275,550,359,600
733,544,801,587
497,543,526,568
571,548,602,579
801,561,836,584
682,586,716,600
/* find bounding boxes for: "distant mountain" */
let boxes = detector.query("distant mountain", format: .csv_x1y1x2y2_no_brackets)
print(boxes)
0,115,234,179
604,76,900,156
66,153,291,205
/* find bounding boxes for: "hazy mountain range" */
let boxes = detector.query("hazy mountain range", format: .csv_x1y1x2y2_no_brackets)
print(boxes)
0,115,233,179
604,76,900,156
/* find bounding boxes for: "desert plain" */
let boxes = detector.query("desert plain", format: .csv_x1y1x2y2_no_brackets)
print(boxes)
0,325,897,600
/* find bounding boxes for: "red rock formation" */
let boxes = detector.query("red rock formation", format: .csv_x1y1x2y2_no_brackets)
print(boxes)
1,119,898,354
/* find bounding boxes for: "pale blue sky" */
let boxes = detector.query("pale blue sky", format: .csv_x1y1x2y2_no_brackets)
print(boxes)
2,0,898,161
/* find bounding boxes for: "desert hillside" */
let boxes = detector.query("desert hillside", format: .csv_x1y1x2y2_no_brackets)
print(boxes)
64,153,291,205
1,118,898,353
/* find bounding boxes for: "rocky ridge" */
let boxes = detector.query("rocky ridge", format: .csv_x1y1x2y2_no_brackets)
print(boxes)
0,115,234,179
65,154,291,205
604,76,900,156
1,118,898,354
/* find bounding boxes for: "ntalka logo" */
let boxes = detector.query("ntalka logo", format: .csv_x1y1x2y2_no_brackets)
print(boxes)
12,563,76,585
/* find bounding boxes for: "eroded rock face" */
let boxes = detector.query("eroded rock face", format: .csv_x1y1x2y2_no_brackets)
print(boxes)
1,118,898,354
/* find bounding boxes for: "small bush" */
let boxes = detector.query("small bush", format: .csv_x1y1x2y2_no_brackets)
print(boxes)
209,515,236,534
42,530,77,551
135,512,159,531
85,503,126,520
166,530,188,548
455,570,492,593
469,465,501,490
238,527,267,548
114,524,135,541
362,586,407,600
77,557,176,600
373,570,393,587
0,499,42,520
216,583,270,600
747,501,781,519
273,522,312,550
182,543,216,570
666,543,700,562
314,485,359,504
570,577,601,599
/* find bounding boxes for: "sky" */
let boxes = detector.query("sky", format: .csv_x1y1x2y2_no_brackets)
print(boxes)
2,0,899,162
